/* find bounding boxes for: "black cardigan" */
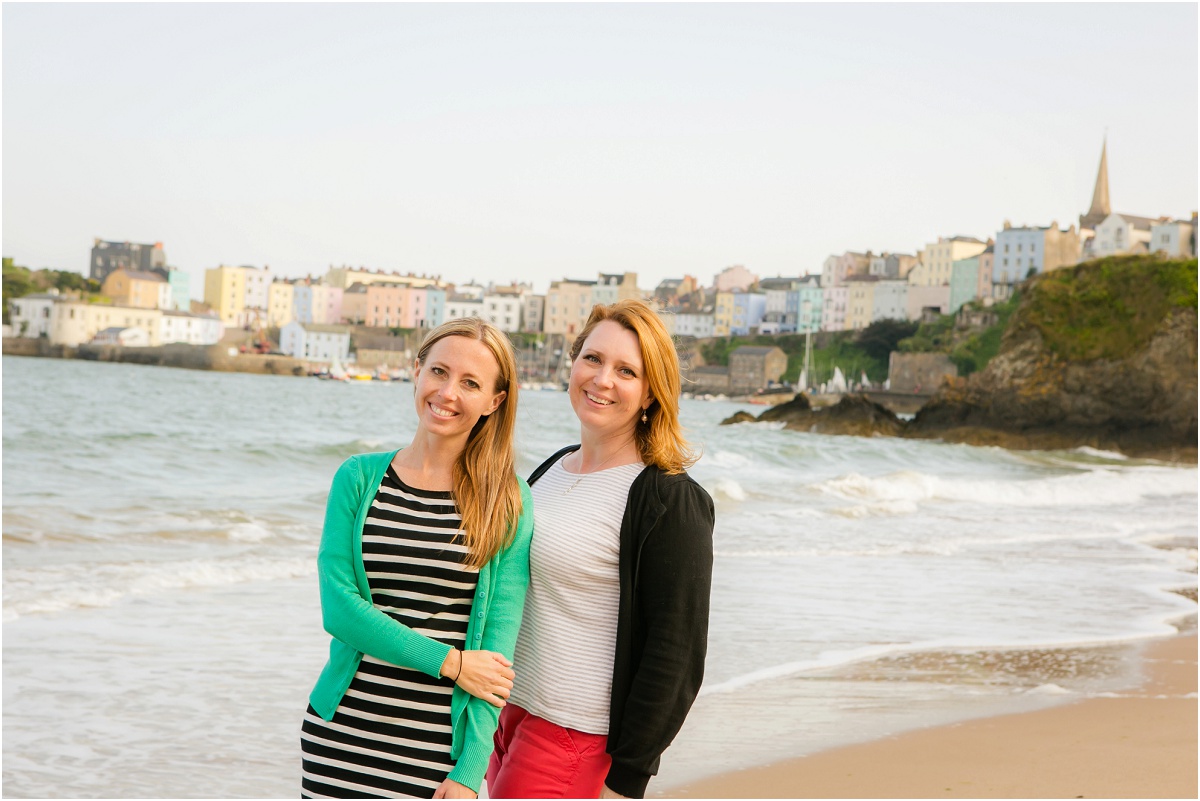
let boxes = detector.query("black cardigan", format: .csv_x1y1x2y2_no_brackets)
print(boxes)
528,446,715,798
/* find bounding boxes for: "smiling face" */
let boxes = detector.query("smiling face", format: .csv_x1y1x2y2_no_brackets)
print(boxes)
413,335,506,443
569,319,652,439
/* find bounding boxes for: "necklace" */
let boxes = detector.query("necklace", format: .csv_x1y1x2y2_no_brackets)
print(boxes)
561,445,633,495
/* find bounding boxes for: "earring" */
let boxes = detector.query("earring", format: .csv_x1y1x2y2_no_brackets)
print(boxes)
641,410,648,424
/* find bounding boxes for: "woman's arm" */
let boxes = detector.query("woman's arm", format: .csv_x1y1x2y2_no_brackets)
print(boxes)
446,480,535,793
606,477,715,799
316,456,457,679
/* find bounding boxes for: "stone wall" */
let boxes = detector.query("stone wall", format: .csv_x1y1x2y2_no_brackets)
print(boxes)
888,352,957,393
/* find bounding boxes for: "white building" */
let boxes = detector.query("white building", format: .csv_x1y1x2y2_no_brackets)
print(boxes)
242,266,272,327
1091,213,1156,258
481,293,523,332
8,292,59,338
160,311,224,345
48,299,163,346
444,296,485,321
673,312,715,338
1150,217,1196,258
280,321,351,363
871,280,909,322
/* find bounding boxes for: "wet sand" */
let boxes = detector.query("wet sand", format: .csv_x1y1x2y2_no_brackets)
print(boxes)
662,634,1197,799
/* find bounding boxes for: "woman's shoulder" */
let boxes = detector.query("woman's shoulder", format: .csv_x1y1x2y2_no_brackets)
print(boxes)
638,466,714,514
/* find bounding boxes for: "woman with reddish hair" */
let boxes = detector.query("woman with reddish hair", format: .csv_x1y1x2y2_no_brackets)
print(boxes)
487,299,715,799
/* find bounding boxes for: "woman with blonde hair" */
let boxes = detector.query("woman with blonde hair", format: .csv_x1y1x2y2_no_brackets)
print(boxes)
487,299,715,799
302,318,533,799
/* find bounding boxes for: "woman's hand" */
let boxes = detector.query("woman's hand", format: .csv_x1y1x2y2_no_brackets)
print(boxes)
439,648,515,707
432,778,476,798
600,785,628,799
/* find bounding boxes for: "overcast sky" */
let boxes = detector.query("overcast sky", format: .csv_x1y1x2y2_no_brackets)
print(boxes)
3,3,1196,296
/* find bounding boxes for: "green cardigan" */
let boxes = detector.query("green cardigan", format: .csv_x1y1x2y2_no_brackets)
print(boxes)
307,449,533,793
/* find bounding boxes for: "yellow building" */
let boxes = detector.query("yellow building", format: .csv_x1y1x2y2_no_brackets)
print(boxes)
268,280,296,328
204,265,247,327
713,291,735,336
845,278,879,331
544,279,597,337
100,268,169,309
324,267,441,290
911,237,988,287
49,299,163,346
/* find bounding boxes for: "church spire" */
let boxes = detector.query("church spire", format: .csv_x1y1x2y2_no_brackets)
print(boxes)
1080,137,1111,231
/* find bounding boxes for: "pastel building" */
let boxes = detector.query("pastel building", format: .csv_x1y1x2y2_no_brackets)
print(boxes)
8,292,59,338
1150,217,1196,258
593,273,641,305
482,292,523,332
872,280,909,322
160,311,224,345
419,286,445,329
714,265,758,293
949,256,982,313
48,299,163,347
165,268,190,311
204,265,248,328
90,238,166,283
280,322,351,363
845,277,879,331
821,286,849,332
268,280,297,328
673,312,715,338
993,222,1081,285
294,283,344,325
913,237,988,287
364,282,410,328
1090,213,1156,259
545,278,596,337
713,291,735,337
729,292,767,336
445,295,484,322
821,252,871,288
325,267,441,291
101,268,171,310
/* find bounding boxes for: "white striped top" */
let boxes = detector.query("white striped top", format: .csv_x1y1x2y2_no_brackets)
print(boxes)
508,458,645,734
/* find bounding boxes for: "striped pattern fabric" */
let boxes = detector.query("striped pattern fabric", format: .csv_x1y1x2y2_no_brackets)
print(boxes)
508,459,645,735
302,467,478,799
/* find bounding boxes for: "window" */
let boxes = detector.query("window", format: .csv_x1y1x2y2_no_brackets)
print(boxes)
1004,244,1010,253
1017,243,1022,252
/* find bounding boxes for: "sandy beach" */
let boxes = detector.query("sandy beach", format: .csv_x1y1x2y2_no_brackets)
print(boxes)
662,633,1197,799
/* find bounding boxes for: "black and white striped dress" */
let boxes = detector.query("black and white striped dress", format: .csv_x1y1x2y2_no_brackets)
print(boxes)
301,467,477,799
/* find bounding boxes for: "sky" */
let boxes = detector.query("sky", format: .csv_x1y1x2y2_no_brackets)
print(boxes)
3,3,1197,297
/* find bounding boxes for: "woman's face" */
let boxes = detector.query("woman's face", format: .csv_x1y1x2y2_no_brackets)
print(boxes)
413,335,506,441
569,320,652,439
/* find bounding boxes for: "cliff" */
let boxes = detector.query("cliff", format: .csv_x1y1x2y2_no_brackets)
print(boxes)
724,256,1198,461
909,255,1196,459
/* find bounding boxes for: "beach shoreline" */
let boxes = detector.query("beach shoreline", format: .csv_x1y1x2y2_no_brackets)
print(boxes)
659,631,1197,799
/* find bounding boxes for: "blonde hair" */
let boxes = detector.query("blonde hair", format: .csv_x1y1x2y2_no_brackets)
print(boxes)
416,318,522,569
570,299,696,474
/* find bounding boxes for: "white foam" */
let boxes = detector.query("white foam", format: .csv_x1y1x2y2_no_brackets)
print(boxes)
814,466,1196,510
1073,446,1129,460
711,478,746,502
1025,683,1073,695
226,522,273,542
4,556,315,618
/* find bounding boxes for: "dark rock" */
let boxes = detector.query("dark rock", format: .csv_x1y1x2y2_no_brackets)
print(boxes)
719,411,759,425
720,393,905,438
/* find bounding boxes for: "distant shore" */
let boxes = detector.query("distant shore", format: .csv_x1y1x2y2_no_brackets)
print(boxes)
3,337,308,377
660,632,1197,799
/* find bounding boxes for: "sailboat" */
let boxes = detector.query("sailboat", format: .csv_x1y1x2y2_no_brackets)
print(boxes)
830,366,848,394
328,351,349,381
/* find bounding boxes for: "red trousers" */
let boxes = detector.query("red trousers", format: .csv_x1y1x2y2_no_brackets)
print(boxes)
486,704,611,798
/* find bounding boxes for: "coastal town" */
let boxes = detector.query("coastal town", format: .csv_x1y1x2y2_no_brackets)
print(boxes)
4,142,1195,398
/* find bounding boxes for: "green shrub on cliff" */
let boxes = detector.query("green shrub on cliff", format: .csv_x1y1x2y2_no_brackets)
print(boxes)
1020,255,1198,361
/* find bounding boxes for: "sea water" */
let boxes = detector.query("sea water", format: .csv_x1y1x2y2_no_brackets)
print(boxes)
3,356,1196,796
